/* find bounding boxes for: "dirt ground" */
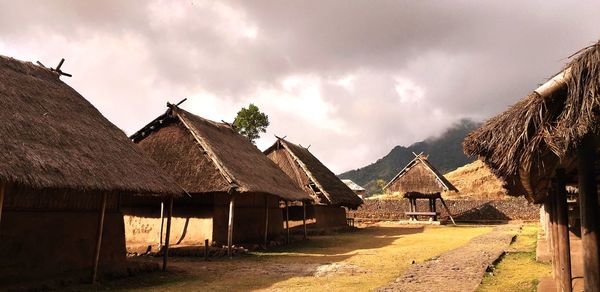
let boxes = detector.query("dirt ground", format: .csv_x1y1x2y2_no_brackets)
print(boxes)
73,223,496,291
377,224,520,292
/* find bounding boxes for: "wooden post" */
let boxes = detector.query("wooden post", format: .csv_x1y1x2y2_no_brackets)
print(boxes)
204,239,209,261
550,193,561,282
159,202,164,247
439,197,456,225
162,196,173,271
577,135,600,291
227,196,235,257
302,201,307,240
0,183,5,229
285,201,290,244
264,196,269,248
555,173,572,292
92,193,108,284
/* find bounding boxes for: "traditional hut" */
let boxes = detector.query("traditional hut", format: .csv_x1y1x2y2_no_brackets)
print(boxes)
463,41,600,291
384,153,457,223
0,56,181,286
342,179,367,199
126,104,311,253
264,138,363,229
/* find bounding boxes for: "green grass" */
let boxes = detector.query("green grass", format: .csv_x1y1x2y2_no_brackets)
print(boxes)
477,224,551,292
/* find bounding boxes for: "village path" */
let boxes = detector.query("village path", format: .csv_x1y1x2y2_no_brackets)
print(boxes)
376,224,520,292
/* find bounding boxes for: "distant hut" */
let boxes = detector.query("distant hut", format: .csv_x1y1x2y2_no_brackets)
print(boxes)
384,153,457,223
264,138,363,229
342,179,367,199
464,41,600,291
126,105,311,253
0,56,181,286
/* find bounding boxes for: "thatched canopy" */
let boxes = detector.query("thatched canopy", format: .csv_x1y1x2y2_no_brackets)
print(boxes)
0,55,181,196
131,105,310,201
384,153,458,197
264,138,363,208
464,40,600,202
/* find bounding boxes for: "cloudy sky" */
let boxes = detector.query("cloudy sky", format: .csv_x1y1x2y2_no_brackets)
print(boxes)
2,1,600,173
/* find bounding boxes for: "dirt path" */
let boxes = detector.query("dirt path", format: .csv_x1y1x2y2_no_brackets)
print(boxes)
377,224,520,292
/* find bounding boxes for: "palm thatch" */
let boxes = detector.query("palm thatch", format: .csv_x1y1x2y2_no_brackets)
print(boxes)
0,55,181,196
384,153,458,197
464,40,600,201
131,104,310,201
264,138,363,208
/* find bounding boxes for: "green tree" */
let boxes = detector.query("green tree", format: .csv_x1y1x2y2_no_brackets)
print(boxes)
375,179,387,195
233,103,270,143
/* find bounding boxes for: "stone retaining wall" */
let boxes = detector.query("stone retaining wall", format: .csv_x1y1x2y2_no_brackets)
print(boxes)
349,197,539,222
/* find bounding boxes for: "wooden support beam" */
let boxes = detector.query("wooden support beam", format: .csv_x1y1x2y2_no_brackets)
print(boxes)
439,197,456,225
227,196,235,257
549,193,559,281
303,201,308,240
555,173,573,292
0,183,5,230
285,201,290,244
204,239,209,261
91,193,108,284
577,135,600,291
159,202,164,246
264,196,269,249
162,196,173,271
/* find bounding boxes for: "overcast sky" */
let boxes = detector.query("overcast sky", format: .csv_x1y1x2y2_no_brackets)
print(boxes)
1,1,600,173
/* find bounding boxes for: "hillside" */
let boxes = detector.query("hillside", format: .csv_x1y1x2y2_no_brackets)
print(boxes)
443,160,509,200
338,119,480,195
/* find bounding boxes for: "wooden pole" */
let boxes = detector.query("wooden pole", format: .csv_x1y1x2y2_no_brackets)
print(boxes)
162,196,173,271
550,193,561,282
555,174,573,292
303,201,307,240
264,196,269,248
204,239,209,261
159,202,164,247
577,135,600,291
439,197,456,225
0,183,5,230
285,201,290,244
227,196,235,257
91,193,108,284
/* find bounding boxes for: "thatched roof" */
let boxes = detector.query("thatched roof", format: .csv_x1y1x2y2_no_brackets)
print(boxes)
341,179,366,192
264,138,363,208
0,55,181,196
131,105,310,201
464,40,600,202
384,153,458,196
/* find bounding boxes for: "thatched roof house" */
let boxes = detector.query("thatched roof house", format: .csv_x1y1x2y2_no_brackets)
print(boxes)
0,55,181,285
127,104,311,248
342,179,367,198
463,41,600,290
264,138,363,208
384,153,458,197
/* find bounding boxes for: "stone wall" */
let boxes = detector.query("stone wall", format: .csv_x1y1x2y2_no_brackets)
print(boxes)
348,197,539,222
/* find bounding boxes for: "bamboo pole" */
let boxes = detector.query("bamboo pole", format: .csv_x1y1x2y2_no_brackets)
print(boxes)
227,196,235,257
555,174,573,292
534,67,572,98
577,135,600,291
285,201,290,244
162,197,173,271
92,193,108,284
303,201,307,240
264,196,269,248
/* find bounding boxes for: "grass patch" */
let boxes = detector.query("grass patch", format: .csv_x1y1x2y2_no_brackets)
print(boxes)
477,224,551,292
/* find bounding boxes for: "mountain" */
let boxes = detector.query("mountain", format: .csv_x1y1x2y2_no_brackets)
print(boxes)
338,119,480,195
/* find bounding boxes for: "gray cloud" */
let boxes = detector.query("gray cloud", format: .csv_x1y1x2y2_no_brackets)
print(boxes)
1,0,600,172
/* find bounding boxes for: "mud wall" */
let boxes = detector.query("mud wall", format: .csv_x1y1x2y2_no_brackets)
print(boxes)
349,197,539,222
0,211,126,285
